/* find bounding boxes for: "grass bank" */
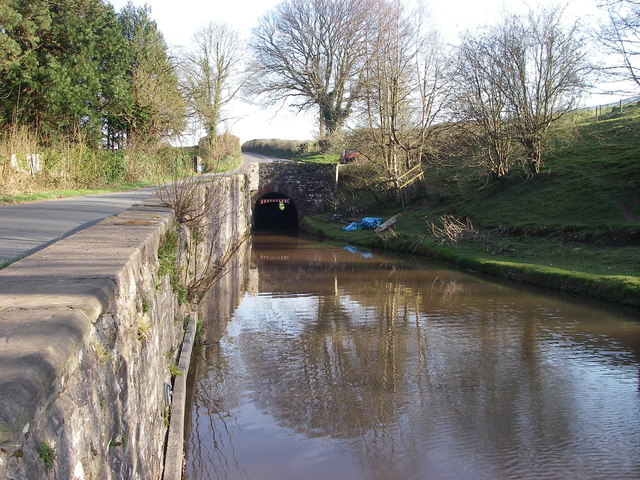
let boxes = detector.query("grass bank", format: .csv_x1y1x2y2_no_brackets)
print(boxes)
302,104,640,308
424,103,640,237
0,143,242,205
301,215,640,308
294,152,339,164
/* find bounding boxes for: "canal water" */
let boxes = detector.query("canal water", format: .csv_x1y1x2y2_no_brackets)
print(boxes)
184,232,640,480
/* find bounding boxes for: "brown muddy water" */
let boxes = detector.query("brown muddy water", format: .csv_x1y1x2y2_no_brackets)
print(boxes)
184,232,640,480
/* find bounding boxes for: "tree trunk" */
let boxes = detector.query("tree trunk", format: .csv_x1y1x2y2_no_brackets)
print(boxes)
522,137,543,175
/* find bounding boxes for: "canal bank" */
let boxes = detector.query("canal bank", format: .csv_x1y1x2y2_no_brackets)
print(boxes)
300,216,640,308
0,172,251,479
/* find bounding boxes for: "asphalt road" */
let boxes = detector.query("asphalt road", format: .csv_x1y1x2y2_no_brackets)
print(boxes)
241,151,291,164
0,152,289,263
0,187,159,263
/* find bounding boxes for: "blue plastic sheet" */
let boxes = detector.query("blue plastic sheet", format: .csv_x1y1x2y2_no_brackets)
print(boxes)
342,217,383,231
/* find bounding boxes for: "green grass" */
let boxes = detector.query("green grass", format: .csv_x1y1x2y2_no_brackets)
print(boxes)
0,182,154,205
425,103,640,233
250,150,340,164
304,106,640,307
0,258,15,269
303,214,639,277
301,216,640,307
458,236,640,277
295,152,340,164
212,153,244,172
37,441,56,469
157,225,187,304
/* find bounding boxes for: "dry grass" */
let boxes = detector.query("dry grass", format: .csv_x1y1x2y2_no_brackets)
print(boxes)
428,214,478,245
0,127,192,197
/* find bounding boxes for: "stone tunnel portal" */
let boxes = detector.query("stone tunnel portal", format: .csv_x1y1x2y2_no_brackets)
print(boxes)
253,192,299,230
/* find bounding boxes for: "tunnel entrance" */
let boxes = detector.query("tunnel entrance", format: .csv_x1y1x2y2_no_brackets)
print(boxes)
253,193,298,230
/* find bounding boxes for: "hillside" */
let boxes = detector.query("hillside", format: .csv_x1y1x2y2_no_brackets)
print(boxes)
425,104,640,239
304,104,640,306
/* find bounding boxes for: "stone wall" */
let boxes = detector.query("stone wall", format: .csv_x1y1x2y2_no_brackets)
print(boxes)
248,162,337,220
0,173,251,479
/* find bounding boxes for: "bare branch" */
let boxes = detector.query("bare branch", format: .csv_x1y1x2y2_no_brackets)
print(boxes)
247,0,377,137
428,215,478,245
454,7,591,176
180,22,244,138
598,0,640,89
352,0,453,202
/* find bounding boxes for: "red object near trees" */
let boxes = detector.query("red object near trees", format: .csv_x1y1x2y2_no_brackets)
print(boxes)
340,149,361,163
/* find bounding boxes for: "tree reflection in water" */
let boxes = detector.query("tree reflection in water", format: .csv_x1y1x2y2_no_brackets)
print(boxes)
184,233,640,480
188,377,247,480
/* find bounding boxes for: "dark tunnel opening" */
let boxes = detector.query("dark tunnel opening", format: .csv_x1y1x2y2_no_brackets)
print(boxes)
253,193,299,230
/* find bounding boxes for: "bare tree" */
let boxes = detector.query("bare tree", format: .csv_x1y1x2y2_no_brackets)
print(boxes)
455,8,590,176
355,1,451,202
454,30,521,179
496,8,590,174
181,22,244,140
598,0,640,89
248,0,375,139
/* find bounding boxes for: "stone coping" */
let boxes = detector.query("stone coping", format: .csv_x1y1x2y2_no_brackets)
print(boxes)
162,311,197,480
0,203,174,445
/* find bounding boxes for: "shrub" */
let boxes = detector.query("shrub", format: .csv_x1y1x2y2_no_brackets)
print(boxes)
37,441,56,469
100,150,128,184
241,138,318,158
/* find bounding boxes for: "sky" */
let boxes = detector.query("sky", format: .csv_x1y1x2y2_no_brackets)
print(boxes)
107,0,612,144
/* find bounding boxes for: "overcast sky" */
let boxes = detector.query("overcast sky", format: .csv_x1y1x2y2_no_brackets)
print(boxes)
108,0,610,144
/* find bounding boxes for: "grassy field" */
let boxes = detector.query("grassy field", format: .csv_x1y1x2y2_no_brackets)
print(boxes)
303,104,640,307
295,152,340,164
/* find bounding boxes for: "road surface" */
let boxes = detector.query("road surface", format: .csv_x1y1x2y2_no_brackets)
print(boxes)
0,187,158,263
240,151,291,164
0,152,288,263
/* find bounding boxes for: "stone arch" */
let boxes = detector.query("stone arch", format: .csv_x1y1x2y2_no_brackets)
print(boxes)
252,191,299,230
248,162,338,225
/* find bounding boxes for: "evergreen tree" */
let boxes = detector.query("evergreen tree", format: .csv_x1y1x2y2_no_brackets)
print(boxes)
0,0,51,125
0,0,131,146
38,0,130,145
116,2,185,147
